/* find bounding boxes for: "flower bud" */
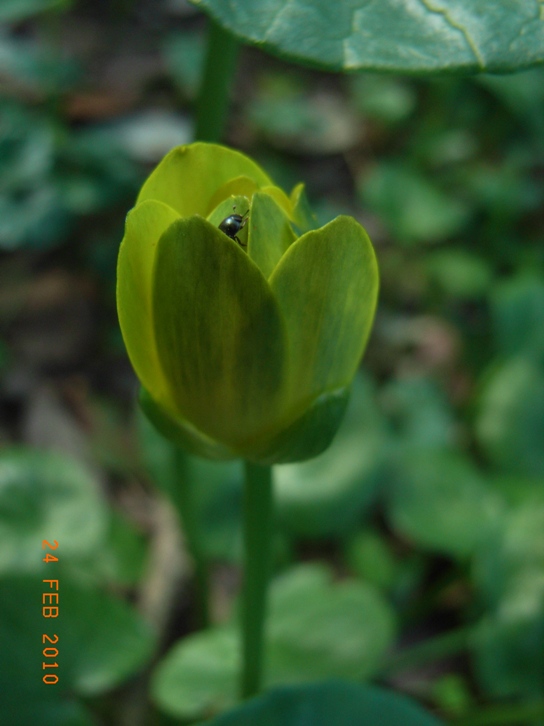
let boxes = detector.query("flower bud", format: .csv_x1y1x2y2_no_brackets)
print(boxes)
117,143,378,463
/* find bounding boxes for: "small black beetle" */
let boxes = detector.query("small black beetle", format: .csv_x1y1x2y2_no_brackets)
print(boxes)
218,206,249,247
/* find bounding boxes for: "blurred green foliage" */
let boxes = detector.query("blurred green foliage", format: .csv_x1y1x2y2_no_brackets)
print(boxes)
152,563,395,720
1,1,544,725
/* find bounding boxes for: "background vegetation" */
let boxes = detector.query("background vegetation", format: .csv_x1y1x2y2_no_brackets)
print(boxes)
0,1,543,724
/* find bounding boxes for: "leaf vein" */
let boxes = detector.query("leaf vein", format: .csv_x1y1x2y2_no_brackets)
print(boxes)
263,0,298,43
416,0,485,69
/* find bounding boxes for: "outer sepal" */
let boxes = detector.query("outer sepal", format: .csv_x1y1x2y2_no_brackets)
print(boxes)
139,388,237,461
247,387,351,465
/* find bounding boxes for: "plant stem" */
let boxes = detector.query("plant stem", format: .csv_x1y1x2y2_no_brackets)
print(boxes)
195,18,240,142
172,446,210,629
240,462,273,699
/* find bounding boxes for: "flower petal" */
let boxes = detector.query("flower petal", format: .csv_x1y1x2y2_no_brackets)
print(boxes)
260,184,294,219
250,386,351,464
152,216,288,447
269,215,379,410
248,192,295,279
117,200,181,405
137,143,273,218
207,176,259,214
290,182,318,232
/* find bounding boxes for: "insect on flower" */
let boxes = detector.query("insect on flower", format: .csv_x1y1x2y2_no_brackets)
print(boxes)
218,206,249,246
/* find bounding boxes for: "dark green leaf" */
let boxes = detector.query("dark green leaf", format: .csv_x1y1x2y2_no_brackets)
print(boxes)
202,680,444,726
191,0,544,73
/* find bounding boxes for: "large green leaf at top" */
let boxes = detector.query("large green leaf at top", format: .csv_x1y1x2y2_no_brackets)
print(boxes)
202,681,444,726
191,0,544,74
153,215,288,449
136,142,273,218
270,216,378,410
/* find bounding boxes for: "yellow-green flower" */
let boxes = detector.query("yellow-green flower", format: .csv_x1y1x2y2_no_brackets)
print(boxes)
117,142,378,463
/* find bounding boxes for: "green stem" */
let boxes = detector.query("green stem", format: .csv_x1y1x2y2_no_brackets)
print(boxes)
172,446,210,629
240,462,273,699
195,18,240,142
452,701,544,726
